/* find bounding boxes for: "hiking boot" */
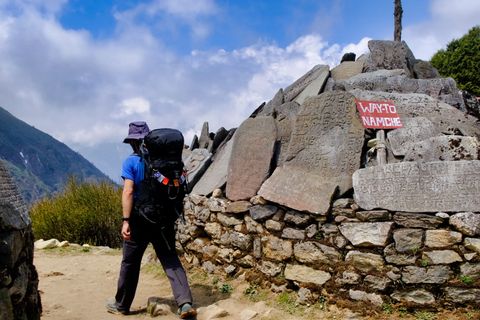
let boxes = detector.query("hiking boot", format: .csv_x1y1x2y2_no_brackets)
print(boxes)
105,300,129,315
178,303,197,319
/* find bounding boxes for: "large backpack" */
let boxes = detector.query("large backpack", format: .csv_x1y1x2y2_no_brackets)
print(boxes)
134,128,187,225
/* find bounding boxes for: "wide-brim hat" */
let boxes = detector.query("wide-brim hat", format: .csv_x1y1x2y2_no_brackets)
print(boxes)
123,121,150,143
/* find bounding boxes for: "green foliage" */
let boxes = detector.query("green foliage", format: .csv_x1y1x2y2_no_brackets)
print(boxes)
219,283,233,294
31,178,123,248
276,292,297,314
460,275,474,285
431,26,480,96
414,310,437,320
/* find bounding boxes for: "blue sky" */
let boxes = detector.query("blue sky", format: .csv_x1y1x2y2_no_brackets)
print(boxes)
0,0,478,181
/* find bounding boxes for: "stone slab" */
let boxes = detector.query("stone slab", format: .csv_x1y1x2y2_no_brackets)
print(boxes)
284,64,328,102
331,60,364,81
226,116,276,201
184,148,212,190
350,90,480,139
0,162,30,230
387,117,439,156
285,91,364,195
353,160,480,212
404,135,480,162
363,40,416,76
192,139,233,196
293,65,330,105
258,166,337,215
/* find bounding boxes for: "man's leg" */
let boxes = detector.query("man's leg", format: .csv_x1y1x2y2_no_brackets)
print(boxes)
114,238,149,311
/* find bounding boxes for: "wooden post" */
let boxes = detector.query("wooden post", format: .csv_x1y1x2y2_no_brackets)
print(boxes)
376,130,387,166
394,0,403,41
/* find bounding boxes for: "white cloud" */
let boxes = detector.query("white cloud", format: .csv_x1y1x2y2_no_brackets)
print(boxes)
116,97,151,118
404,0,480,60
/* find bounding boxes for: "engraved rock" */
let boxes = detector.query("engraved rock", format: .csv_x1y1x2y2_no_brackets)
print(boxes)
331,60,364,81
226,117,276,200
387,117,439,156
293,65,330,105
339,222,394,247
404,136,480,162
184,148,212,190
353,161,480,212
284,65,329,102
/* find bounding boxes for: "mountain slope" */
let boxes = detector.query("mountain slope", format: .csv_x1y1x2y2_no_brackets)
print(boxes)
0,106,111,204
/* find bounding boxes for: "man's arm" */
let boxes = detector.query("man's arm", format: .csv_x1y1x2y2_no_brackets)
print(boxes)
121,179,135,240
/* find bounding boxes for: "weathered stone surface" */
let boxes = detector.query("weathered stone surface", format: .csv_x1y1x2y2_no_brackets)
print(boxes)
184,148,212,190
404,135,480,162
265,220,284,231
464,238,480,254
336,271,361,285
284,264,331,285
249,205,278,221
293,242,341,266
0,164,30,230
284,65,329,102
226,117,276,200
258,260,283,277
331,60,364,81
350,90,480,138
363,40,416,75
244,216,263,234
283,210,312,226
364,275,391,291
413,60,440,79
258,166,337,215
211,127,229,153
261,88,285,116
192,139,233,196
387,117,439,156
338,222,394,247
422,250,462,265
240,309,258,320
216,213,243,227
345,251,385,273
353,161,480,212
198,121,212,149
460,262,480,280
200,304,229,319
402,266,452,284
34,239,60,250
449,212,480,236
260,91,364,213
224,200,251,214
384,244,418,265
262,236,293,261
391,289,435,305
356,210,391,222
225,231,252,251
393,229,424,253
281,228,305,240
270,101,301,166
206,197,226,213
293,65,330,105
393,212,444,229
444,287,480,304
425,230,463,248
348,289,383,306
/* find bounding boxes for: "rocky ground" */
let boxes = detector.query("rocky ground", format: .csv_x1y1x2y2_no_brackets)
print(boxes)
34,245,479,320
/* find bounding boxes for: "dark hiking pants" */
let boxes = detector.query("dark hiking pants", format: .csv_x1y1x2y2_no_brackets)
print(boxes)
114,217,192,311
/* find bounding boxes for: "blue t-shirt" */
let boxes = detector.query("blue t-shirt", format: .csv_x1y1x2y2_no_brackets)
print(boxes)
121,154,145,195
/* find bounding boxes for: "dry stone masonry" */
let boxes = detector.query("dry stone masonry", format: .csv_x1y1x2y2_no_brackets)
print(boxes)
0,161,41,320
182,40,480,309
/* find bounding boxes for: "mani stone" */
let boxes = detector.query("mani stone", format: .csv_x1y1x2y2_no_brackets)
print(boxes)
259,91,364,214
363,40,416,76
270,101,301,167
191,139,233,196
184,148,212,190
404,135,480,162
226,116,276,201
353,160,480,212
338,222,394,247
293,65,329,105
284,264,331,286
350,90,480,138
387,117,439,156
283,64,329,102
0,162,30,230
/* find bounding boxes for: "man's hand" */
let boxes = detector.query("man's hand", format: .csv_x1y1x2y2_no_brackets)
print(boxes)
121,221,131,240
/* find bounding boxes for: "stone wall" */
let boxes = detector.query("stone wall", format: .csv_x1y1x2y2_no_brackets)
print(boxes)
0,161,41,320
177,193,480,308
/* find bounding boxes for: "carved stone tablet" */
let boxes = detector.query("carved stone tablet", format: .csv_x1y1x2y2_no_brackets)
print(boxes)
0,161,30,230
331,60,364,81
351,90,480,139
285,91,364,195
284,65,329,102
404,136,480,162
191,139,233,196
387,117,439,156
184,148,212,190
353,161,480,212
226,116,276,201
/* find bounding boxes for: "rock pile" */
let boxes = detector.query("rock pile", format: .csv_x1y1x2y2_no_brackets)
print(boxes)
179,40,480,308
0,161,41,320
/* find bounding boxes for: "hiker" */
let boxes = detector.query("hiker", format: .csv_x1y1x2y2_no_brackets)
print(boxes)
106,121,196,319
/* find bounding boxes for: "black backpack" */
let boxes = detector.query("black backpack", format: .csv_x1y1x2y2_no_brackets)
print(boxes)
134,128,187,225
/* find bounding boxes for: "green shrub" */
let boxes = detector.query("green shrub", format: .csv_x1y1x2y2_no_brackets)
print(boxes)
31,177,123,248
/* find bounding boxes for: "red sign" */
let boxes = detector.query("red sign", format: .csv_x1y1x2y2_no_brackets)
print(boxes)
355,100,403,129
